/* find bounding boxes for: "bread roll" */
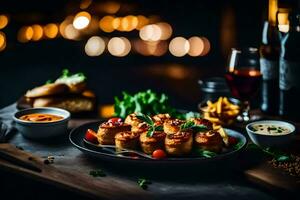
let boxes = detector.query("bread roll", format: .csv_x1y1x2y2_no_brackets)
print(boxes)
25,83,69,98
152,113,171,126
33,96,95,113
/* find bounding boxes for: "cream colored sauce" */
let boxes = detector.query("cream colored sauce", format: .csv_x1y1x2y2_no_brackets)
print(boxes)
251,124,291,135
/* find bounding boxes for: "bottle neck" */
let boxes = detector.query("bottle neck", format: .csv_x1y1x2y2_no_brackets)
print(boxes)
262,21,279,45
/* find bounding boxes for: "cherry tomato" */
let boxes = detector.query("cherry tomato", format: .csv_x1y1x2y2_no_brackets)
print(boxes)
108,118,122,124
228,136,238,145
152,149,167,159
85,129,98,144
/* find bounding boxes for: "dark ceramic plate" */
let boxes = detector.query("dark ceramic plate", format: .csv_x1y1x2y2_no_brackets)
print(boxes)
69,121,247,166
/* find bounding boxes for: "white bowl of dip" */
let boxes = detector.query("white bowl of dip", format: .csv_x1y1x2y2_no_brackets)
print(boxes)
246,120,296,147
13,107,70,140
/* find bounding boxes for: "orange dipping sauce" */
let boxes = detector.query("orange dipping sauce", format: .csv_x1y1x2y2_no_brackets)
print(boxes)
19,113,64,122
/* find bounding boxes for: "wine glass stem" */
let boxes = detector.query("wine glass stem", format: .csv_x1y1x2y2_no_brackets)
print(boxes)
242,100,250,121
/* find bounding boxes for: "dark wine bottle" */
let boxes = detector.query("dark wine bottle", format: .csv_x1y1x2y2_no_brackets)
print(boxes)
259,21,280,114
279,10,300,119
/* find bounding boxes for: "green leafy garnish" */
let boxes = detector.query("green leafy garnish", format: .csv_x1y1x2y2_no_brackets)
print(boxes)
196,149,217,158
247,144,291,162
137,178,151,190
233,140,243,150
89,169,106,177
180,120,207,132
136,113,162,137
114,90,194,119
45,80,53,84
183,111,201,120
55,68,86,84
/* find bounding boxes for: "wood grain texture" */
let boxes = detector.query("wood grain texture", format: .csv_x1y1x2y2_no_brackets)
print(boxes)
0,143,151,200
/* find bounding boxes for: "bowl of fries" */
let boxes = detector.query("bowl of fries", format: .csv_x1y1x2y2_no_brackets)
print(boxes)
198,97,241,126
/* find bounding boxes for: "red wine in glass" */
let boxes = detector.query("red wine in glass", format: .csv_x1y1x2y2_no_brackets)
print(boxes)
225,68,262,100
225,47,262,122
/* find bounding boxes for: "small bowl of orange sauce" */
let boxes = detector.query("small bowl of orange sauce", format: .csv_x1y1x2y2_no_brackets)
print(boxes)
13,107,70,139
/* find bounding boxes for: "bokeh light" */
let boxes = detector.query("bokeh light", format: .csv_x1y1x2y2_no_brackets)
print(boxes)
64,24,80,40
99,16,115,33
200,37,211,56
73,11,91,30
80,0,92,9
139,24,162,41
136,15,149,30
133,40,167,56
44,23,59,39
169,37,190,57
156,22,172,40
17,26,34,42
0,15,8,29
188,36,204,56
0,31,6,51
85,36,105,56
103,1,120,14
31,24,43,41
108,37,131,57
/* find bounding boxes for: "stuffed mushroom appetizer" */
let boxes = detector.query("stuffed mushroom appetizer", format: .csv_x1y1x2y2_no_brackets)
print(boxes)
139,131,166,154
97,118,131,145
115,131,140,151
165,131,193,156
194,130,223,153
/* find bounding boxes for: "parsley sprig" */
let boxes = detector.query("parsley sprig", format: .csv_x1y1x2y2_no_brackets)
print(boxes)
136,113,163,137
180,120,208,132
137,178,151,190
248,144,291,162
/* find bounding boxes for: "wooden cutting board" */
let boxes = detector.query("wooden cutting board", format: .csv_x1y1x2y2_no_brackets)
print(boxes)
0,143,151,200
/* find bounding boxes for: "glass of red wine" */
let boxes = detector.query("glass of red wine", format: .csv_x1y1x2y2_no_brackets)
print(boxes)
225,47,262,122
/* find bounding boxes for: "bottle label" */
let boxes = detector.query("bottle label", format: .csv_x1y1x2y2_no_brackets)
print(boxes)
260,58,278,80
279,59,300,90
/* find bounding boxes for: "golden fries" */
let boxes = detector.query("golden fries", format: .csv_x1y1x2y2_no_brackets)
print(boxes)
201,97,240,126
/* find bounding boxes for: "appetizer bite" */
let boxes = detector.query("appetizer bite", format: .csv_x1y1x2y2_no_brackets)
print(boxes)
189,118,213,131
165,131,193,156
152,113,171,126
140,131,166,154
163,119,185,135
194,130,223,153
97,118,131,145
115,131,140,151
125,113,148,133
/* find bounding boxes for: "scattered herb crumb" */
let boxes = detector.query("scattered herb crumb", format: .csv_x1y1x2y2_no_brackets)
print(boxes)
16,146,24,150
44,156,55,164
268,154,300,177
137,178,151,190
89,169,106,177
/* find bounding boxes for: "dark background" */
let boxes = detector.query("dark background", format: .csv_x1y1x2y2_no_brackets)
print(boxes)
0,0,291,109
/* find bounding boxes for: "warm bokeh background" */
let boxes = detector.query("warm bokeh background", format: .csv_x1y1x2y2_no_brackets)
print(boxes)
0,0,293,109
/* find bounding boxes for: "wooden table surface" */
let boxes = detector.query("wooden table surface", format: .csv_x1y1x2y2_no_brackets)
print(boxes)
0,104,299,200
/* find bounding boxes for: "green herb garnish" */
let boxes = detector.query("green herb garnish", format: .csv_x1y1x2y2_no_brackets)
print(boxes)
180,120,207,132
136,113,162,137
233,140,243,150
137,178,151,190
55,68,86,83
114,90,197,119
89,169,106,177
196,149,217,158
45,80,53,84
247,144,291,162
